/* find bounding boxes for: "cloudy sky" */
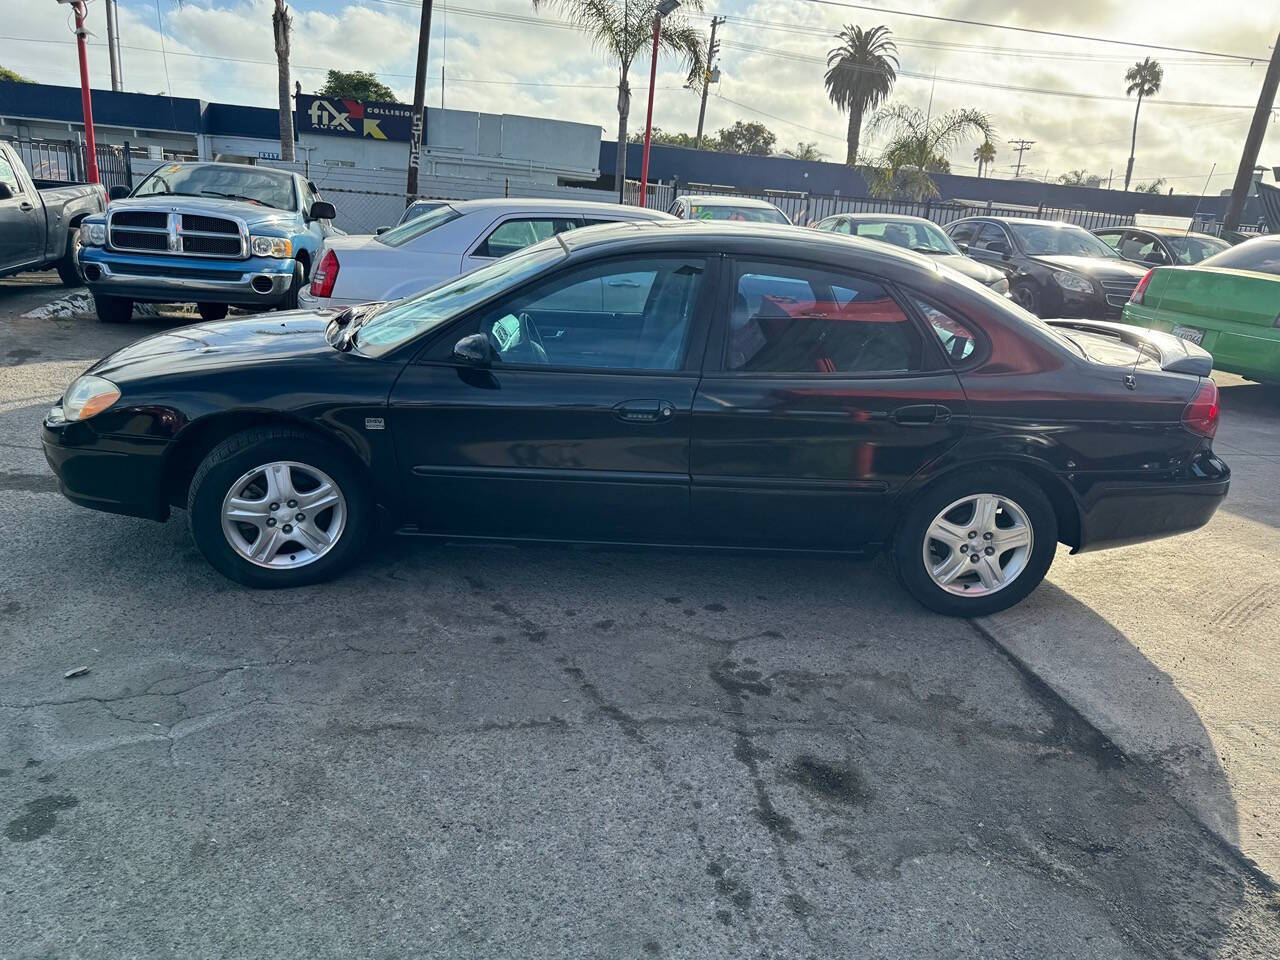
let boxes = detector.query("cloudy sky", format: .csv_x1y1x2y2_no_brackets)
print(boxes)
5,0,1277,191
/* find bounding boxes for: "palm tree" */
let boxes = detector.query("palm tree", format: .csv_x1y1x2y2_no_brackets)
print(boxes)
532,0,705,194
972,140,995,177
865,104,994,200
1122,57,1162,191
272,0,295,161
824,25,897,167
783,141,824,161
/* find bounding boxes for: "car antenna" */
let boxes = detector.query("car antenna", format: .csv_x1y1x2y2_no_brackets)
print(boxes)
1126,163,1216,389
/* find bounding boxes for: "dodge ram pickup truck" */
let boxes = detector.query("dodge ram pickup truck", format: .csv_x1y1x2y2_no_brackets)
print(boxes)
0,140,107,284
78,161,338,323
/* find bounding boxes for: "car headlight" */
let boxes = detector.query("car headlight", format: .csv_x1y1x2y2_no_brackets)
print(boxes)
990,276,1010,295
61,375,120,422
250,236,292,258
82,222,107,246
1052,270,1093,294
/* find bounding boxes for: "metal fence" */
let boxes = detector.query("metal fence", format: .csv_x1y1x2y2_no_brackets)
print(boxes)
6,137,132,192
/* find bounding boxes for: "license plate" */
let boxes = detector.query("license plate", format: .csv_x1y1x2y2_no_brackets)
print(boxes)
1171,324,1205,346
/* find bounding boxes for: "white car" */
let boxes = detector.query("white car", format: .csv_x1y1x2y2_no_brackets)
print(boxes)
301,198,674,309
667,194,791,225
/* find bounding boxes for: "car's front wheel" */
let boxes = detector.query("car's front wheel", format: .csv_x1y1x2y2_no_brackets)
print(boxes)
94,294,133,324
892,469,1058,617
1010,282,1041,316
197,302,229,322
187,427,373,587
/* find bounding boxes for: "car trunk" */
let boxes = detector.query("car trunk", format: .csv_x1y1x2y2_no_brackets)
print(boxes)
1145,267,1280,327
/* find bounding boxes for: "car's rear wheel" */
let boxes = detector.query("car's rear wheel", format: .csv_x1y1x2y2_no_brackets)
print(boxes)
892,469,1057,617
197,302,229,322
55,228,83,286
94,294,133,324
187,427,372,587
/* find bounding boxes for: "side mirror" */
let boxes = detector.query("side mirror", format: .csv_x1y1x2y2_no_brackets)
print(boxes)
108,184,130,200
452,333,491,366
956,242,969,254
0,183,13,200
1001,249,1012,261
375,226,390,235
309,200,337,221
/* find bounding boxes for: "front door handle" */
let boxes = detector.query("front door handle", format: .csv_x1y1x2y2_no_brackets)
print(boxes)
614,399,675,424
891,404,951,426
19,201,34,212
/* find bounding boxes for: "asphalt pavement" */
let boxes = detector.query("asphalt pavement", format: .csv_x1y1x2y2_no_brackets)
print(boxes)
2,275,1278,960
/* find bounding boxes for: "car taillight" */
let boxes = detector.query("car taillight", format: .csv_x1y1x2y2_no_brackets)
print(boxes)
310,249,339,298
1129,267,1155,305
1182,379,1219,439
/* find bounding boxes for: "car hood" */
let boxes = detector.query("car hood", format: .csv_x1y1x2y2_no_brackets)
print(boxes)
109,195,298,230
929,254,1005,284
90,311,335,382
1027,254,1148,280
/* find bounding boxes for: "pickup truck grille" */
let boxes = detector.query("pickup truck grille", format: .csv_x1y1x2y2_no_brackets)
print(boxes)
1100,278,1140,308
107,209,248,259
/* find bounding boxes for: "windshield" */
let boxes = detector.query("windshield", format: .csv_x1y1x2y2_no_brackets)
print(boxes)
853,219,960,255
378,204,461,247
132,163,297,211
689,203,790,225
353,243,565,356
1199,237,1280,276
1009,222,1120,258
1166,234,1230,264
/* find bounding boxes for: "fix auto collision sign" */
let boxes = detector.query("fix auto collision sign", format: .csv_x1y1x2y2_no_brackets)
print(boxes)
295,94,417,142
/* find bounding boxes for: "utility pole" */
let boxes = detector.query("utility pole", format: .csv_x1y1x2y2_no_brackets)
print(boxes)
104,0,122,91
64,1,100,184
406,0,435,199
695,16,724,150
1008,138,1034,178
1224,31,1280,231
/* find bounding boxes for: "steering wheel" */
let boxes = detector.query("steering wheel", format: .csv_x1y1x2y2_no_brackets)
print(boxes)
520,312,548,358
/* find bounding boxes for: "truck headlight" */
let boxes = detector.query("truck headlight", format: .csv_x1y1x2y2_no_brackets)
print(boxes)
62,375,120,421
250,236,292,258
82,222,107,246
1052,270,1093,294
990,276,1010,295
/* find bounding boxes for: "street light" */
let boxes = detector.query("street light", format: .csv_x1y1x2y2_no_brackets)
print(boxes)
638,0,680,208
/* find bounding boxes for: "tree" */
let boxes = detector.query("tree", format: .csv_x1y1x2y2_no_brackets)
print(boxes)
532,0,705,194
865,104,994,200
272,0,296,161
627,127,699,148
1135,178,1168,194
319,70,398,103
824,25,898,168
0,65,32,83
1057,169,1093,186
1123,57,1163,191
972,140,995,177
715,120,776,155
783,141,824,161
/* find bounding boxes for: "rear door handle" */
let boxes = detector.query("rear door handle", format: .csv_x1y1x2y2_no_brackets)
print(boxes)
891,404,951,426
614,399,675,424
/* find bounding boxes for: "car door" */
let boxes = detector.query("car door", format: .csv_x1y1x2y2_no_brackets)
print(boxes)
388,252,718,543
690,257,969,549
967,222,1014,269
0,150,43,272
459,216,581,274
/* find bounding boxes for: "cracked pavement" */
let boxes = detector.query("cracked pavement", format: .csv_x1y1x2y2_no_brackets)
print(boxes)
2,276,1279,959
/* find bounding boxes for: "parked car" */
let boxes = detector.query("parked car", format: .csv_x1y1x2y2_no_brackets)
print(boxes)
301,198,672,310
1092,225,1230,267
813,212,1009,293
43,221,1228,616
0,139,106,284
667,194,790,225
1120,234,1280,384
376,198,453,235
944,216,1149,318
77,161,340,323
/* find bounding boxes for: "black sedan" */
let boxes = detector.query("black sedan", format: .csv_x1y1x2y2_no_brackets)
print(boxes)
945,216,1149,318
42,221,1229,616
812,212,1010,293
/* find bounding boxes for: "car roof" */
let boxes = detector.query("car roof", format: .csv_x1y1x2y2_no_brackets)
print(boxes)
169,161,296,177
677,195,783,209
955,216,1078,228
825,212,938,224
447,197,670,219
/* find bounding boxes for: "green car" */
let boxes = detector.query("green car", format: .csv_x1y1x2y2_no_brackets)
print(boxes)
1121,235,1280,383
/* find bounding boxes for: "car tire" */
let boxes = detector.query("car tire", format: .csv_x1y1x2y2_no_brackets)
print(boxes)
94,294,133,324
187,426,373,588
891,468,1058,617
1010,282,1041,316
277,260,305,311
197,302,229,322
55,228,83,286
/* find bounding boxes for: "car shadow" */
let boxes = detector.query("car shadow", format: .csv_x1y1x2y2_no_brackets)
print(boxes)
1213,379,1280,531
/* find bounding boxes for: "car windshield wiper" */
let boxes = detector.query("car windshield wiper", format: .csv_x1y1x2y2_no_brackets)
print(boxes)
200,190,275,208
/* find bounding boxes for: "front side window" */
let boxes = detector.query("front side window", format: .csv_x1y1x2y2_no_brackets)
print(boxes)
0,156,22,196
1119,232,1166,263
132,163,298,211
973,223,1011,253
947,221,979,245
727,262,923,375
475,257,707,370
475,218,579,259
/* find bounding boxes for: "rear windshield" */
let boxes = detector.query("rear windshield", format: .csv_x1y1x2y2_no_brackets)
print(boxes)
1200,237,1280,276
378,205,461,247
689,203,790,225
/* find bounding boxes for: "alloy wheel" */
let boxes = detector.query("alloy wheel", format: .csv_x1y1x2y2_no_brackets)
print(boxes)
921,493,1034,597
220,460,347,569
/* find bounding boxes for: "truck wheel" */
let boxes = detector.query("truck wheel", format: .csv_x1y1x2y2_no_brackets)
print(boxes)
55,228,83,286
277,261,305,311
198,303,229,322
94,295,133,324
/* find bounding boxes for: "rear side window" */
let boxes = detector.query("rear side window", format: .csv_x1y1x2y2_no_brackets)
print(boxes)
475,217,578,258
909,295,980,363
727,261,924,375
